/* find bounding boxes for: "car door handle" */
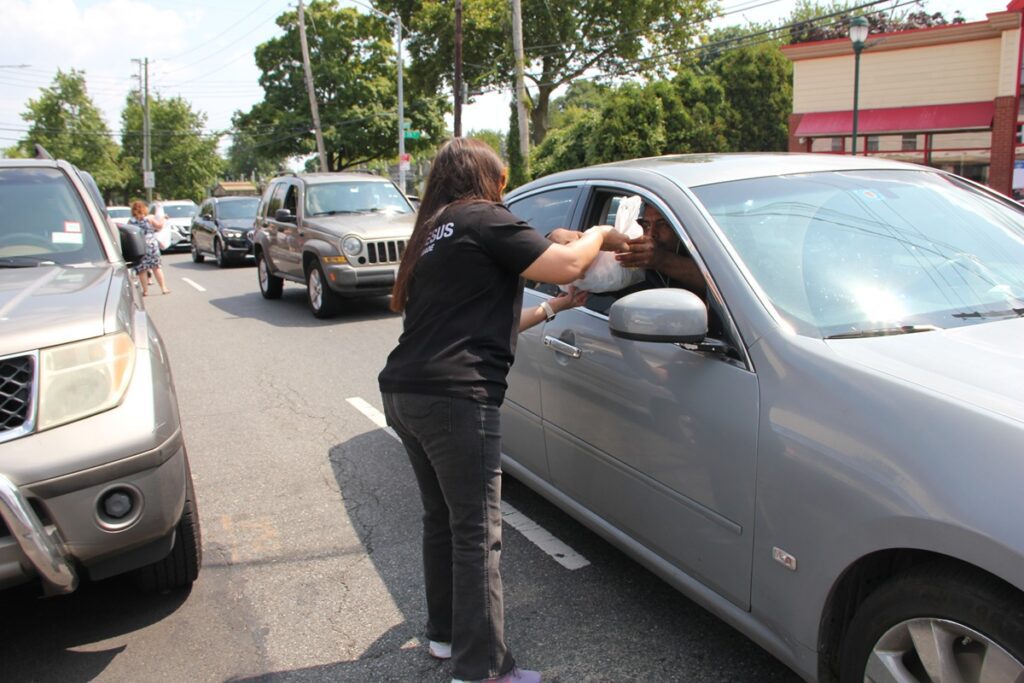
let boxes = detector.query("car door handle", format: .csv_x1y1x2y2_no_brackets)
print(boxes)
543,336,582,359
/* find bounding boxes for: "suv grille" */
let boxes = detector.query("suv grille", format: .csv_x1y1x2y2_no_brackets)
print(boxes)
0,355,34,434
365,239,405,265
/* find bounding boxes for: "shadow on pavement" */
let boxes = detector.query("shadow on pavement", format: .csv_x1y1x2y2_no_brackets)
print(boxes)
0,575,191,679
206,291,398,329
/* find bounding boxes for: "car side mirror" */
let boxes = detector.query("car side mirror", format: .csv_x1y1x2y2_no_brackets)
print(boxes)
118,223,148,267
609,288,707,344
275,208,296,223
202,213,212,221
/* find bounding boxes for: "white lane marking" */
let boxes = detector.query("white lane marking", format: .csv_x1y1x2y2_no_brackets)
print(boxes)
346,396,590,570
182,277,206,292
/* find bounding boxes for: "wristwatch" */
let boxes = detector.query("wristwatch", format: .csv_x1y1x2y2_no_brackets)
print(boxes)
540,300,556,321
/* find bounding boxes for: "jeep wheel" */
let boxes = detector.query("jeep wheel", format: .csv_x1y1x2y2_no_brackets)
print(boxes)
258,253,283,299
191,241,205,263
307,261,340,318
134,472,202,592
840,564,1024,682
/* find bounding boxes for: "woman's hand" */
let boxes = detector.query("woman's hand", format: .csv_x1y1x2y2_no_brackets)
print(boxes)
550,285,588,313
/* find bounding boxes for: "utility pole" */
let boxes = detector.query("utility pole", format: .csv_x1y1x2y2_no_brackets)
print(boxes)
453,0,463,137
510,0,529,171
143,58,152,203
298,0,328,172
396,18,406,192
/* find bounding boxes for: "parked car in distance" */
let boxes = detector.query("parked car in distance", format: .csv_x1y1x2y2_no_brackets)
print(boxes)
0,155,201,597
253,172,415,318
190,196,259,267
150,199,198,253
503,153,1024,683
107,205,131,227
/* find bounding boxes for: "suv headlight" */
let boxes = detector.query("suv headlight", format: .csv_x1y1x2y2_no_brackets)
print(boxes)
37,332,136,431
341,236,363,256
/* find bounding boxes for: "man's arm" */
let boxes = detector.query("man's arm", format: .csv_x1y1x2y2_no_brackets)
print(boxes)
615,235,706,299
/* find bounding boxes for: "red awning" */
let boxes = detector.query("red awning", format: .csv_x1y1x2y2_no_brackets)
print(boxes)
794,102,995,137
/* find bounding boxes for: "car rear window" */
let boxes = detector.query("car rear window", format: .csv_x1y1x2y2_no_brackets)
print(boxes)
0,167,106,265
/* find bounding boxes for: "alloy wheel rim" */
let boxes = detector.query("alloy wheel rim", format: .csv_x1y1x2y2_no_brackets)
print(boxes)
865,618,1022,682
215,241,222,264
259,259,268,290
309,269,322,309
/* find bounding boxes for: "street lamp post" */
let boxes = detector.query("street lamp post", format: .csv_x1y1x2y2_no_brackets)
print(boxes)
849,16,869,156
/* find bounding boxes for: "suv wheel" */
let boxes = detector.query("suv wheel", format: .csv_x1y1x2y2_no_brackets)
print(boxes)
307,261,340,318
214,239,227,268
258,253,283,299
134,468,202,592
191,241,205,263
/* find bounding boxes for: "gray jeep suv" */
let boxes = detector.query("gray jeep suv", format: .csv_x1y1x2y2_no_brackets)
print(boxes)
0,156,201,596
253,172,415,318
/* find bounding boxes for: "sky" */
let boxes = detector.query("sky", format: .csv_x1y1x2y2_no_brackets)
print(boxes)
0,0,994,157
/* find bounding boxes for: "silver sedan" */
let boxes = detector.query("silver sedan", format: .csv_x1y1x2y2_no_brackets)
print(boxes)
503,154,1024,683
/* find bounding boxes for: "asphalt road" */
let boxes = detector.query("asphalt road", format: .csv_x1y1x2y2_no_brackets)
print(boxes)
0,253,802,683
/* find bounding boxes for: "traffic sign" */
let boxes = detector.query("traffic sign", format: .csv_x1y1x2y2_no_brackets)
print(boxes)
403,130,421,140
143,171,155,189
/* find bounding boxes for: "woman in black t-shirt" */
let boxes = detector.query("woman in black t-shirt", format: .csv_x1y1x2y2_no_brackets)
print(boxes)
379,138,620,683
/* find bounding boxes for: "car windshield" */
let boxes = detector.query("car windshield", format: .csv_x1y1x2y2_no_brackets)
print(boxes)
108,207,131,218
692,170,1024,338
158,204,198,218
217,198,258,219
305,181,412,216
0,167,106,267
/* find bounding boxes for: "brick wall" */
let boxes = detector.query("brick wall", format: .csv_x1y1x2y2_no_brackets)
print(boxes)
989,95,1018,196
788,114,811,152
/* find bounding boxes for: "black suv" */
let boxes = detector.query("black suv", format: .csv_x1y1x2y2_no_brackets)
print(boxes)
191,196,259,267
253,173,415,318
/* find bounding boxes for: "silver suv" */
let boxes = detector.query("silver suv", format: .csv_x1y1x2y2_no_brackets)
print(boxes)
0,156,200,596
253,172,415,318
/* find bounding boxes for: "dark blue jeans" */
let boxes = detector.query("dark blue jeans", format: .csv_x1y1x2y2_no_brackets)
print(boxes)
382,392,515,681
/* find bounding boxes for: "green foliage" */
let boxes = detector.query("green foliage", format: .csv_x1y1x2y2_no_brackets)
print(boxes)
376,0,715,144
652,74,730,154
548,81,610,130
467,129,505,159
120,92,224,202
787,0,965,44
713,42,792,151
587,83,666,165
238,1,444,171
530,108,598,179
226,113,288,182
17,69,127,196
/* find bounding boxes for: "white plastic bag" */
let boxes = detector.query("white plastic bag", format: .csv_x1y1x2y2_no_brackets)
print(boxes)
153,203,172,250
563,195,645,293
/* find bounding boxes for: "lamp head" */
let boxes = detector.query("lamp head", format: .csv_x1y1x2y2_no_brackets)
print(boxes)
849,16,870,49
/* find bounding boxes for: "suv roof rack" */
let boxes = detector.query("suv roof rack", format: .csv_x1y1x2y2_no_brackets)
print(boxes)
33,144,53,160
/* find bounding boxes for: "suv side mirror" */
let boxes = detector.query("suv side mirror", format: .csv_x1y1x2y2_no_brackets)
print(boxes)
118,224,148,266
202,213,213,221
275,208,296,223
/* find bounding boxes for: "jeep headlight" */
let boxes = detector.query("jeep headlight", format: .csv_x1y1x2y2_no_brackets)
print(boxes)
37,332,136,431
341,236,363,256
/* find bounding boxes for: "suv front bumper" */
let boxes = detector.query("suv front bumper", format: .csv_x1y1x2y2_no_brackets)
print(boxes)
323,263,397,297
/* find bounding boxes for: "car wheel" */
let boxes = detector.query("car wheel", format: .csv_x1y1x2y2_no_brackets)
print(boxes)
306,261,340,318
258,253,283,299
191,241,205,263
134,469,202,592
840,564,1024,682
214,239,226,268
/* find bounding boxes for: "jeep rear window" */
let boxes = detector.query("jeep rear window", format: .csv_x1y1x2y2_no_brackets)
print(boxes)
0,168,106,265
305,181,412,216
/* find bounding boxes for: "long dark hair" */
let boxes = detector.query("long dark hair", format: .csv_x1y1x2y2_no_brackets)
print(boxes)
390,138,506,312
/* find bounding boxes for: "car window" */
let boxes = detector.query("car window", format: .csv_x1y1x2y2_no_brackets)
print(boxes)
305,181,412,216
217,198,259,220
282,184,298,216
107,207,131,219
0,167,106,265
155,204,197,218
266,183,285,217
693,169,1024,338
507,186,579,296
199,201,212,218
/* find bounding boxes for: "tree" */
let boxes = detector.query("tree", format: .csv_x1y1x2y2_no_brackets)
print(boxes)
376,0,715,145
467,129,505,159
530,108,598,180
16,69,127,196
238,1,445,172
120,92,223,202
788,0,965,44
586,83,666,165
650,73,730,154
225,114,288,182
712,42,792,151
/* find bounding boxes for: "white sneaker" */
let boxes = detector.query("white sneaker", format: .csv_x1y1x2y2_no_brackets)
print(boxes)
429,640,452,659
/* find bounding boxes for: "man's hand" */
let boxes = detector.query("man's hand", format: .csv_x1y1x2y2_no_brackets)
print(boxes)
615,235,658,269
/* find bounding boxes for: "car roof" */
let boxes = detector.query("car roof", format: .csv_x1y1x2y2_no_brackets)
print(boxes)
281,172,392,186
0,158,60,169
156,199,198,205
516,153,932,192
209,195,258,202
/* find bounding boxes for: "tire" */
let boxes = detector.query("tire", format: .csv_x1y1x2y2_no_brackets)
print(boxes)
191,241,205,263
258,252,283,299
306,261,340,318
134,470,202,592
840,563,1024,682
214,239,227,268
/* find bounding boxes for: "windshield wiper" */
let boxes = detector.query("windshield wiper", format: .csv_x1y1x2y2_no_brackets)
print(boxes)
952,308,1024,320
311,210,361,216
0,256,56,268
825,324,940,340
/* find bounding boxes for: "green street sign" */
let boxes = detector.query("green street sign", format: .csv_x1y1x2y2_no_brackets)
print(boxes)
403,130,422,140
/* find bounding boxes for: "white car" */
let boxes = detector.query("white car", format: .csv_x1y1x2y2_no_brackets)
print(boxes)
151,200,198,252
106,205,131,227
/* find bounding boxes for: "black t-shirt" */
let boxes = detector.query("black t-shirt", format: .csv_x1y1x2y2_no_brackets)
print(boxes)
378,201,552,404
